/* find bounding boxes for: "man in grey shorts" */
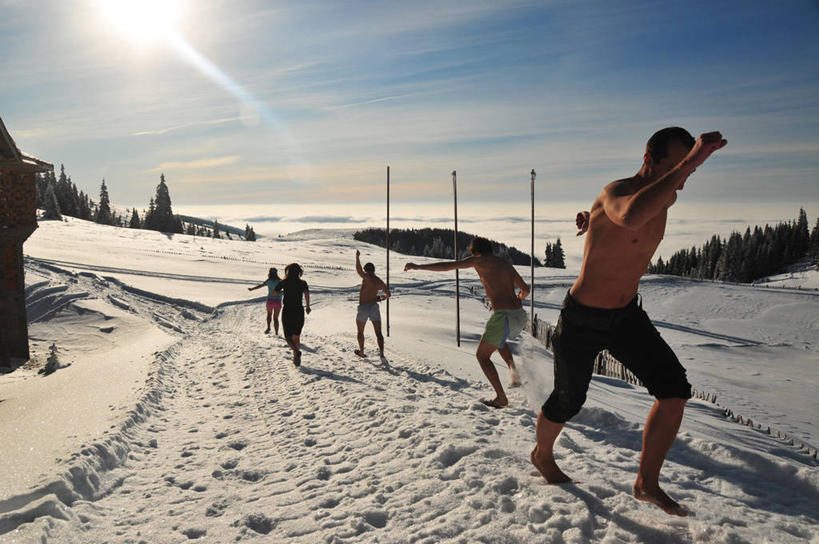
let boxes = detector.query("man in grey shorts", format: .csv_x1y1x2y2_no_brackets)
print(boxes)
355,250,391,358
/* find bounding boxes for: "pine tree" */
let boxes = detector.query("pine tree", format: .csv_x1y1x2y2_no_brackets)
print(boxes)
54,165,78,217
212,219,221,239
129,208,141,229
809,218,819,265
244,224,256,241
95,179,113,225
35,171,52,209
655,256,665,273
145,174,169,231
552,238,566,269
544,242,553,267
77,190,91,220
795,207,810,256
42,180,62,220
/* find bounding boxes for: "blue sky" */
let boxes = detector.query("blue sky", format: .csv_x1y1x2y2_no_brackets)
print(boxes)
1,0,818,208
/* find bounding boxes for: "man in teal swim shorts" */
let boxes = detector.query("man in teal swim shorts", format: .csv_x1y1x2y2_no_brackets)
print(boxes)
405,236,530,408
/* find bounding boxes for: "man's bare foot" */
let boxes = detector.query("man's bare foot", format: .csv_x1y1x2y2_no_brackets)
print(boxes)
633,484,689,517
264,328,271,334
530,448,572,484
354,349,365,358
509,369,522,387
481,397,508,409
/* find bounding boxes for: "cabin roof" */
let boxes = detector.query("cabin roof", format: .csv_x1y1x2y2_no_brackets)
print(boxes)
0,117,52,173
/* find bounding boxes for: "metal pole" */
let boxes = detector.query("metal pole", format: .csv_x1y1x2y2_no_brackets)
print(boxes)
386,166,390,337
530,169,536,329
452,170,460,347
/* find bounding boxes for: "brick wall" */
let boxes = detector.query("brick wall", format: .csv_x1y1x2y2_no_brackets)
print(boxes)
1,168,37,366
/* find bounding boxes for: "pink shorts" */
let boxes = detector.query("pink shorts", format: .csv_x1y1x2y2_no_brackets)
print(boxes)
266,298,282,312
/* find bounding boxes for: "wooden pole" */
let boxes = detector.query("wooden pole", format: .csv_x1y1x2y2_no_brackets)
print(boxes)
452,170,460,347
530,169,536,329
386,166,390,337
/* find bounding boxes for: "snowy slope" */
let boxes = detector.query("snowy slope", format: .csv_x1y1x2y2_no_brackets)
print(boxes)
1,217,817,543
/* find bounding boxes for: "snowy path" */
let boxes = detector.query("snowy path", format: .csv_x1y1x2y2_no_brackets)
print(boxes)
5,219,818,543
6,299,815,544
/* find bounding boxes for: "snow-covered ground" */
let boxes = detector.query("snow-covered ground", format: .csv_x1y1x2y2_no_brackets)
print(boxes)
1,217,817,543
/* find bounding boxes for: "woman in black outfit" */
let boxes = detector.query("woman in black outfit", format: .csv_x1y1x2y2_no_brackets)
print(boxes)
274,263,311,366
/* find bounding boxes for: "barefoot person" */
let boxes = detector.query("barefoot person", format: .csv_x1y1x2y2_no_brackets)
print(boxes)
404,236,529,408
354,250,391,358
531,128,727,517
273,263,311,366
248,267,283,334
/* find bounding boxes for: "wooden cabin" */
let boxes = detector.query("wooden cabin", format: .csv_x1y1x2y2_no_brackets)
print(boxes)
0,117,52,367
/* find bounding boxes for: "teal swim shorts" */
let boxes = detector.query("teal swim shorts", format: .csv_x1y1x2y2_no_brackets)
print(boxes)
481,308,527,348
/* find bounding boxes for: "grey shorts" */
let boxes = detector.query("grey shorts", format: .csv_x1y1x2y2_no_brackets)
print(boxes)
356,303,381,323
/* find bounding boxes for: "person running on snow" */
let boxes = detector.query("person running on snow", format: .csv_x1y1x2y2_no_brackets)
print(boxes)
248,267,283,334
404,236,529,408
273,263,311,366
531,128,726,517
354,250,391,359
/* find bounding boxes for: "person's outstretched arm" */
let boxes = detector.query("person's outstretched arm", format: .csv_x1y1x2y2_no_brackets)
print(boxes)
304,289,311,314
604,132,727,230
404,256,477,272
248,282,265,291
355,250,365,278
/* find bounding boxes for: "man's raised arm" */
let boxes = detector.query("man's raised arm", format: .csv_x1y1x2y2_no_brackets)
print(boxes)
604,132,726,230
404,256,477,272
355,250,365,278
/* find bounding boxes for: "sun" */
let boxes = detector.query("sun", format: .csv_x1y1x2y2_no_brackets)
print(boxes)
98,0,183,46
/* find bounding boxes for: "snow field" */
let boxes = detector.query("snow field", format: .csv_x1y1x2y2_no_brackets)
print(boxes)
0,216,816,543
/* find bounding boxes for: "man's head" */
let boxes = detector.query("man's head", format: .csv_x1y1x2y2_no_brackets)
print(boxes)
469,236,493,256
644,127,695,177
363,262,375,275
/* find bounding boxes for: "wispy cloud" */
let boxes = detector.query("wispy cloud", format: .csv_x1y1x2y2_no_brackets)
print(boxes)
134,116,247,136
149,156,240,172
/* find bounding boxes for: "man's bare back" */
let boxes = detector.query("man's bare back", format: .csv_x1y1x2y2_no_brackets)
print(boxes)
404,253,527,309
355,251,390,304
471,255,527,310
359,275,388,304
571,133,727,309
571,179,672,308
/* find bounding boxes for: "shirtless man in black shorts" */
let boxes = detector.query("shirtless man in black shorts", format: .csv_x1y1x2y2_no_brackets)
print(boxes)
531,128,727,516
354,250,391,358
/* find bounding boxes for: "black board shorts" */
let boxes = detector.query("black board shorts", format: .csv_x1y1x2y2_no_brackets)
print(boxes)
542,292,691,424
282,307,305,337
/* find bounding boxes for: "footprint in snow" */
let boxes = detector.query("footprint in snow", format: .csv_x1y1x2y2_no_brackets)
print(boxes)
220,458,240,469
227,439,247,451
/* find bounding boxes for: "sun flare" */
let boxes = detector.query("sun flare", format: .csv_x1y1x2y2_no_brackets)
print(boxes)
98,0,182,46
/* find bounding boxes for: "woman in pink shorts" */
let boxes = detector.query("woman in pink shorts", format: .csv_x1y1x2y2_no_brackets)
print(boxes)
248,267,283,334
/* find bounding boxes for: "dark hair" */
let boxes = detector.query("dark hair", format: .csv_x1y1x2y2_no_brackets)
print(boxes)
646,127,695,163
469,236,493,256
284,263,303,279
363,262,375,273
268,267,279,281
